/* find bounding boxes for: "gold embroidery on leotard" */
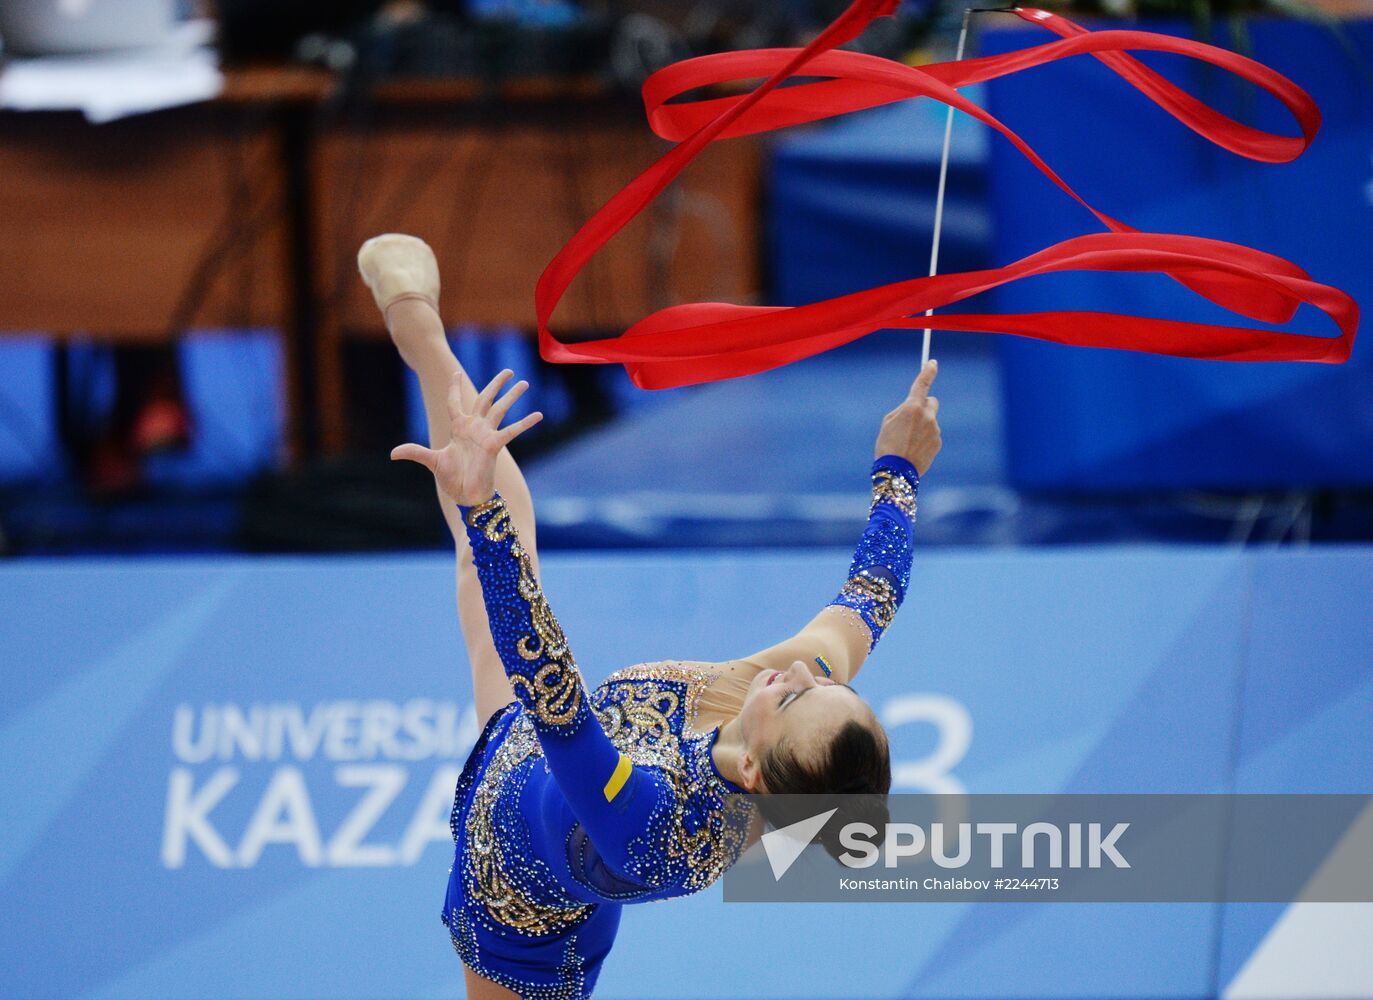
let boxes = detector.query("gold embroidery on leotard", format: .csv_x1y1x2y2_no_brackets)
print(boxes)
838,573,899,631
870,467,918,519
592,665,752,891
465,715,593,937
465,497,513,540
501,527,584,728
462,663,752,933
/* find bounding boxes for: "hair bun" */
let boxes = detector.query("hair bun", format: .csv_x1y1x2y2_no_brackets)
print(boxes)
817,792,891,861
753,714,894,863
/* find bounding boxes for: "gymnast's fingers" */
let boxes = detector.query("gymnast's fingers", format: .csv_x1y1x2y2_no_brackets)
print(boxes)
927,395,939,416
909,358,938,402
489,380,530,427
447,374,468,418
390,442,438,472
497,411,544,447
475,369,514,415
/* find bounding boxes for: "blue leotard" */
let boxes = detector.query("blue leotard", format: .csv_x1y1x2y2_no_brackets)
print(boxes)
442,455,919,999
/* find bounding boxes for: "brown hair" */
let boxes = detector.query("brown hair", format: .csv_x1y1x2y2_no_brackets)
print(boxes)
755,717,892,860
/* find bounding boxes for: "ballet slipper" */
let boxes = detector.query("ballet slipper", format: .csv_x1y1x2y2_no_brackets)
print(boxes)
356,233,441,323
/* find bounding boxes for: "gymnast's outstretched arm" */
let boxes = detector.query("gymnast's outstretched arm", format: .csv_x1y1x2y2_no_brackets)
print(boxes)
359,233,542,725
392,369,678,893
735,359,941,684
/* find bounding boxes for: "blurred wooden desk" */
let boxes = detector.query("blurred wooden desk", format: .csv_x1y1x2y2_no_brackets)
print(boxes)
0,65,336,461
0,67,762,458
312,76,761,453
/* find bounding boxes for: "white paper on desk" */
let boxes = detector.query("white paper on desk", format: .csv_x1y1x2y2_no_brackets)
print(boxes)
0,20,222,123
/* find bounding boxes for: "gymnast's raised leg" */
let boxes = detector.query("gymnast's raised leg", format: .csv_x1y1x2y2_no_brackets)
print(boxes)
358,233,544,727
358,235,534,1000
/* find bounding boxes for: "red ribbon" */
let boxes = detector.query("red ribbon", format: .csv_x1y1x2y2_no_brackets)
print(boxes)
535,3,1357,389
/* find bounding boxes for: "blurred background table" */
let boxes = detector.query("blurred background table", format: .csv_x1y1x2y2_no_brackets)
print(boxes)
311,73,760,453
0,66,761,459
0,65,331,463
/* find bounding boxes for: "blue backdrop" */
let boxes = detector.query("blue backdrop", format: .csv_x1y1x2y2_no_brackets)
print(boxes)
2,544,1371,998
983,19,1373,491
768,94,989,307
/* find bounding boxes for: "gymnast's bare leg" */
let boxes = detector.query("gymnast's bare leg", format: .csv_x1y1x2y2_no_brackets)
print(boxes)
358,234,540,728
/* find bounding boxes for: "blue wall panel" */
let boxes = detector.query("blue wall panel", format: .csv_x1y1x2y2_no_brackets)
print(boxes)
982,20,1373,490
1,546,1370,998
0,338,58,483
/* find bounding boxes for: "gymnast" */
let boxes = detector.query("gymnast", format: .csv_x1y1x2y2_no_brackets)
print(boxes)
359,233,941,1000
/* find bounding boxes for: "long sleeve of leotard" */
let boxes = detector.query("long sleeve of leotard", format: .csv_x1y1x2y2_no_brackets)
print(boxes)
825,454,919,651
728,454,919,683
459,494,673,892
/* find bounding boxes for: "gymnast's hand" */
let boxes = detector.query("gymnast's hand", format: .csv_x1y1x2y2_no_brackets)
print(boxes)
873,358,941,474
390,369,543,506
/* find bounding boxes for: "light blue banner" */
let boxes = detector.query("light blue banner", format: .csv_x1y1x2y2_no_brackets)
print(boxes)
2,546,1370,998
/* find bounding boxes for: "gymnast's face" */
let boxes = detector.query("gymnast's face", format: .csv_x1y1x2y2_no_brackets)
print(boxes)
735,659,876,791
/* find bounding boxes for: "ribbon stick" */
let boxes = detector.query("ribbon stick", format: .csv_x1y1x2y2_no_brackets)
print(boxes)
535,2,1358,390
924,6,987,366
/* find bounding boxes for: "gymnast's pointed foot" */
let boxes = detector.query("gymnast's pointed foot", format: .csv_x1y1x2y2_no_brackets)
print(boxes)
357,233,441,323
